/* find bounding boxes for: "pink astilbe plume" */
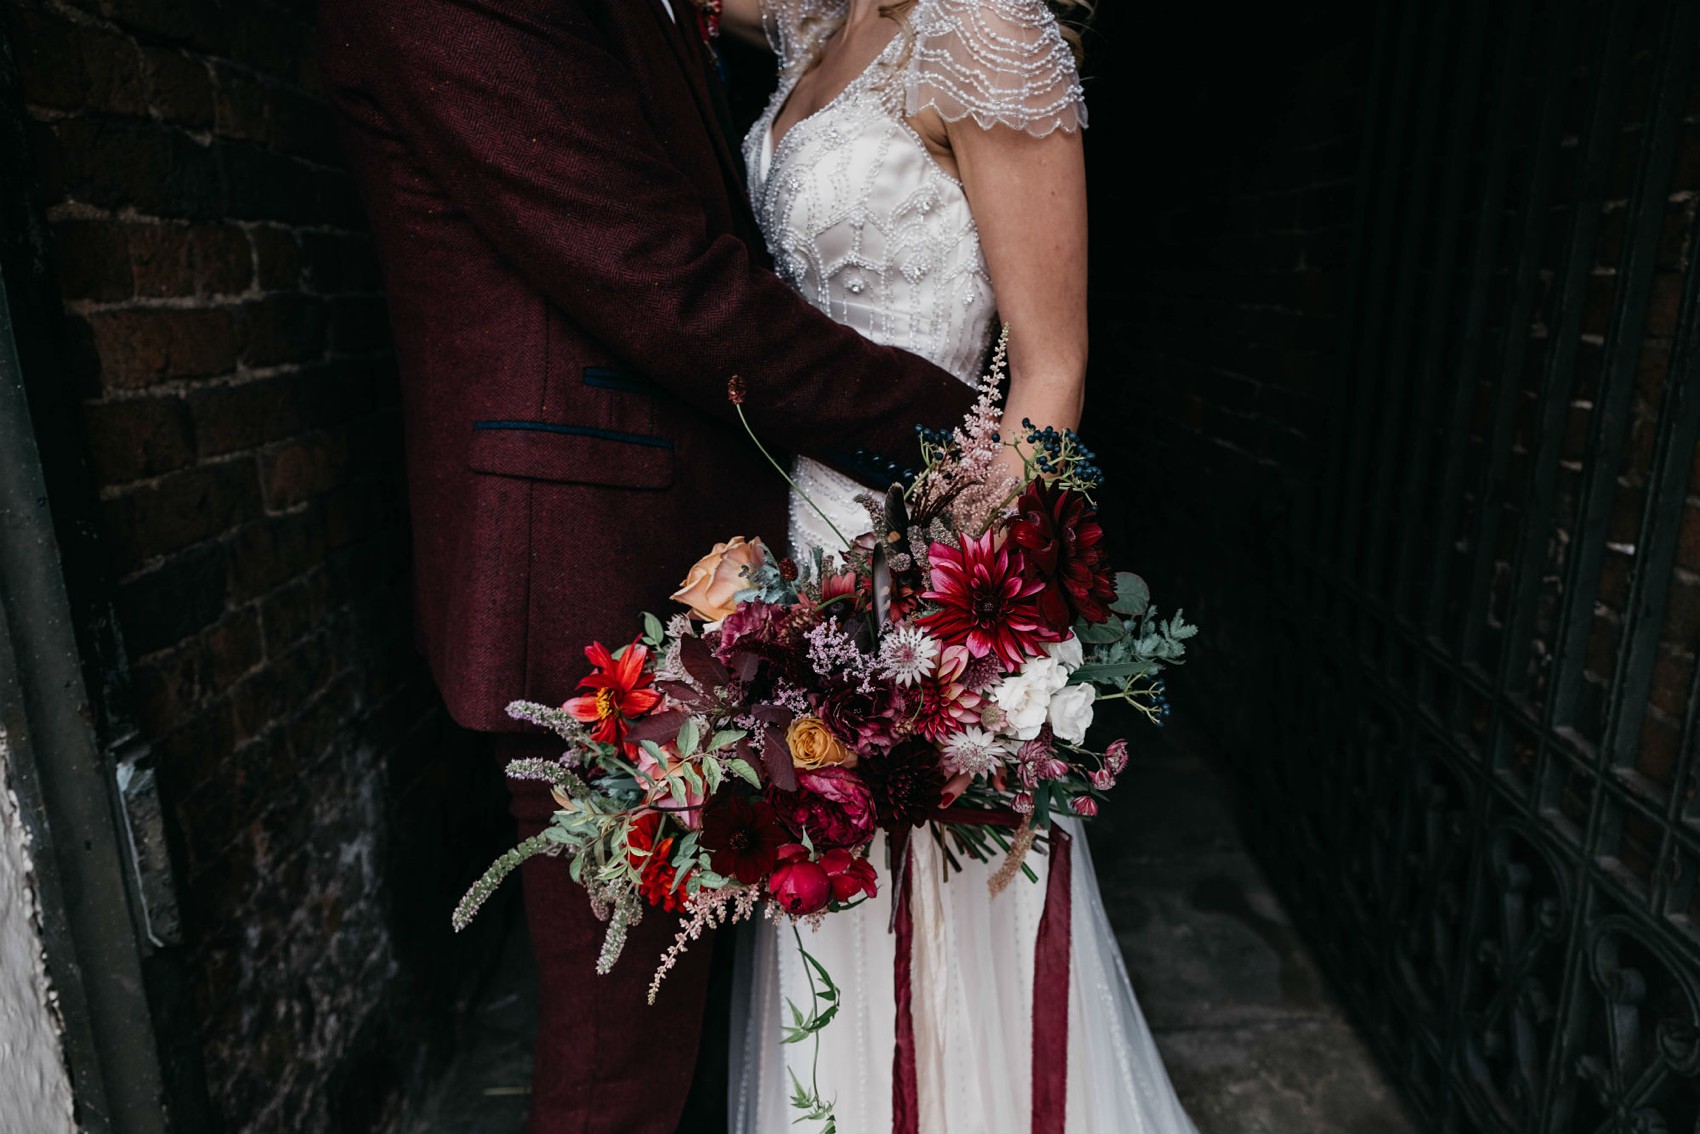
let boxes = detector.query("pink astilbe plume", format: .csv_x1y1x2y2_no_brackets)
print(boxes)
909,329,1020,535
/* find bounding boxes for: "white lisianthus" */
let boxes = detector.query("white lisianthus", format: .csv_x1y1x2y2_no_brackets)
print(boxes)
994,655,1069,740
1046,635,1084,672
1047,682,1097,744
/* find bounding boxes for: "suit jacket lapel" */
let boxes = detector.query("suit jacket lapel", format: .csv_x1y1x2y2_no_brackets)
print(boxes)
643,0,748,199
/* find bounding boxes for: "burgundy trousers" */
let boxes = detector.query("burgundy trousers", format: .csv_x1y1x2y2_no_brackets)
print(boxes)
491,733,716,1134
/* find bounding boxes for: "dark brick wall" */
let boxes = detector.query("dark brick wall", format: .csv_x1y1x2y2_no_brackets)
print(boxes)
3,2,505,1130
1085,5,1368,748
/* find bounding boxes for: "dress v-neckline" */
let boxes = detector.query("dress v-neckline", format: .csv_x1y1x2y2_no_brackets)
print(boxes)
765,20,905,173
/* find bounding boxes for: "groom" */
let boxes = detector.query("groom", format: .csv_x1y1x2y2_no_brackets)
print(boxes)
318,1,975,1131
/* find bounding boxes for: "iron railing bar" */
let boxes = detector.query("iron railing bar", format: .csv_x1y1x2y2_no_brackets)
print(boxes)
1455,6,1585,672
1385,7,1494,631
1544,5,1695,735
1598,166,1700,803
1497,2,1641,703
1661,646,1700,916
1333,2,1427,577
1357,0,1460,607
1419,0,1538,640
1546,8,1700,1121
1315,3,1397,556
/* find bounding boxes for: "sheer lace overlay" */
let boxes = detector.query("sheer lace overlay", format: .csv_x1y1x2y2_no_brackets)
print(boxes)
746,0,1087,553
906,0,1087,136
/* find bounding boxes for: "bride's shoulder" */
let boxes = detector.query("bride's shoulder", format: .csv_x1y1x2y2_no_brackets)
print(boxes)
902,0,1087,137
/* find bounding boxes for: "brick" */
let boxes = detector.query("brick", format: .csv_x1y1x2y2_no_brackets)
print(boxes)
82,395,196,484
238,293,328,366
52,218,133,301
50,117,225,220
228,509,329,602
115,542,229,657
102,461,259,572
250,226,300,291
130,610,263,736
189,374,305,456
142,47,213,129
83,306,238,389
128,223,250,298
8,8,146,116
262,432,349,511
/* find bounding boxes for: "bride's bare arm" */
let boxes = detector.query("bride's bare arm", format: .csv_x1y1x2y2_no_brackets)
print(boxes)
944,119,1089,463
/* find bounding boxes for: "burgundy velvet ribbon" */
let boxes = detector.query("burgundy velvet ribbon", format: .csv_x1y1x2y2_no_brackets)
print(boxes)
890,815,1073,1134
1030,825,1072,1134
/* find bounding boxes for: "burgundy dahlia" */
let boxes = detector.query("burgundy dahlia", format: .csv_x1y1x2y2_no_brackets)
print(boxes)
1010,479,1117,629
917,531,1058,673
700,796,788,884
861,738,947,829
770,767,878,849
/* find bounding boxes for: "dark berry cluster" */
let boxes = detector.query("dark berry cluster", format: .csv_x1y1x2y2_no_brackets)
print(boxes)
1021,419,1103,487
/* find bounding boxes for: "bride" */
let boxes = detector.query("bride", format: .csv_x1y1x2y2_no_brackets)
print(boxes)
716,2,1198,1131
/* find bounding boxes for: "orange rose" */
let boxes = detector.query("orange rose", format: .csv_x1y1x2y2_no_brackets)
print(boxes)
671,537,765,622
786,716,856,770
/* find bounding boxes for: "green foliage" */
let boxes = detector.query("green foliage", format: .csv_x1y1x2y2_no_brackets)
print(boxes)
784,929,841,1133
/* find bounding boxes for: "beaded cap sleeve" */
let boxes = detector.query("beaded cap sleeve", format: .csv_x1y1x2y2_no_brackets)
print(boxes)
906,0,1086,136
760,0,847,74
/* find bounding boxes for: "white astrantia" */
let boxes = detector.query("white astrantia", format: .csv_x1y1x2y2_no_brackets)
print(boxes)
992,654,1069,740
1045,634,1084,671
879,624,940,687
942,726,1007,777
1047,682,1097,744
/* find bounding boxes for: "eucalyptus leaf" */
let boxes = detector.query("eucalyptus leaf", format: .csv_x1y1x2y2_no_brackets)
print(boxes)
725,758,763,788
1110,572,1150,617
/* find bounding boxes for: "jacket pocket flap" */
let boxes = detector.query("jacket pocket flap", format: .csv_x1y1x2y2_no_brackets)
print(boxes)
468,421,674,490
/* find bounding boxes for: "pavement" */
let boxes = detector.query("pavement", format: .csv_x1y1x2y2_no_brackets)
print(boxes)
408,713,1421,1134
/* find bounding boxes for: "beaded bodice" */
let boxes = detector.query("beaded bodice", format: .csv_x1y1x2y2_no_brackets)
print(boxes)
743,0,1085,551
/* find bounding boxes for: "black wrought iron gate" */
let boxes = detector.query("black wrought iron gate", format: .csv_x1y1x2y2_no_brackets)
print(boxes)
1256,1,1700,1130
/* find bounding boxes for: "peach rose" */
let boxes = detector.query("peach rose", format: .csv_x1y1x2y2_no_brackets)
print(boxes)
671,537,764,622
786,716,856,770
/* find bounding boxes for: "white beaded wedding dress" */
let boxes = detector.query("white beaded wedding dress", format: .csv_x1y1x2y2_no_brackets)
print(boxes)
729,2,1198,1133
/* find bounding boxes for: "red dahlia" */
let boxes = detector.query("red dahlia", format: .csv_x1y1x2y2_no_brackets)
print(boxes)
917,530,1057,673
1011,480,1117,629
564,640,663,746
700,796,788,884
626,811,689,911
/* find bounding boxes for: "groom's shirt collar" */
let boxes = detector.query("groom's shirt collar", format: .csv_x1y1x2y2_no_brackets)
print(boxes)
658,0,676,20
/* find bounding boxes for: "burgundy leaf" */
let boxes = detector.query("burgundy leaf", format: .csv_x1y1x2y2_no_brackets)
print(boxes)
624,710,689,745
761,729,797,793
679,634,730,691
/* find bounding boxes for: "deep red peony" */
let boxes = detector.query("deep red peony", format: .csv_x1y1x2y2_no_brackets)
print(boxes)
564,640,663,746
626,810,689,911
1010,480,1117,629
918,530,1057,672
700,796,788,884
768,844,832,915
819,848,878,902
770,767,878,849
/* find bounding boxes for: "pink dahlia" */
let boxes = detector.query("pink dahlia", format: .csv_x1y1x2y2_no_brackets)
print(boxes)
917,531,1058,673
914,644,982,741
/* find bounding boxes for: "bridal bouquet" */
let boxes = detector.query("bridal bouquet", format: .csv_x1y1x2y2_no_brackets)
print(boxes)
454,336,1194,1127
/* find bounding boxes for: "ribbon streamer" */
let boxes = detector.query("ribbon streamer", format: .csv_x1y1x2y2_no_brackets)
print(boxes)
890,816,1072,1133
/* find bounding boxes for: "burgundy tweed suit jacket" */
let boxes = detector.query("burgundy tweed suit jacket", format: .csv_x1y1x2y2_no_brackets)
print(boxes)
318,0,977,731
